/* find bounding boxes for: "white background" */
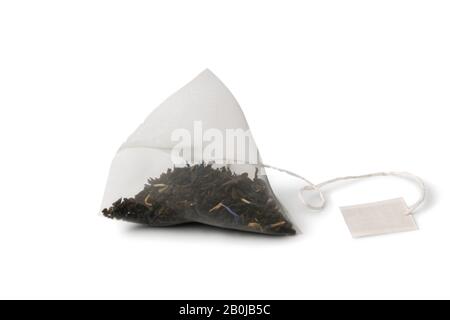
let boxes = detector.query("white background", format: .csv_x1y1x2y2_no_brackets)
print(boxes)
0,1,449,300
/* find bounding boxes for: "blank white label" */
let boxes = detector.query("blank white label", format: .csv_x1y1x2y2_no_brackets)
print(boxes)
340,198,418,238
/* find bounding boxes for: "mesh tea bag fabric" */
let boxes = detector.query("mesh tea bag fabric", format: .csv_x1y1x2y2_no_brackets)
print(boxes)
101,70,296,235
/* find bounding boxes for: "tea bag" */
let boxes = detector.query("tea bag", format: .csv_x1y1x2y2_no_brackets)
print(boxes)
101,70,296,235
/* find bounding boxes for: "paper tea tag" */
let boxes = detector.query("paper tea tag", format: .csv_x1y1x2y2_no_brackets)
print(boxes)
340,198,418,238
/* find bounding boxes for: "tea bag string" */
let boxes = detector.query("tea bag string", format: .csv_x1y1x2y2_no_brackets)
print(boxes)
213,160,425,215
262,166,426,215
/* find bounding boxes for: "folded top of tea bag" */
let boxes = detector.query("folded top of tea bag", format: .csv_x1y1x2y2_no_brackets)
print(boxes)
121,69,258,155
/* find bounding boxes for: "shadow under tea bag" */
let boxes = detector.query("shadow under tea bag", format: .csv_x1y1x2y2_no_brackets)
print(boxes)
101,69,296,235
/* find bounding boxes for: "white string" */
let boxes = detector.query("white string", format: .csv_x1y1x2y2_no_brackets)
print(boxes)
311,171,426,214
210,160,426,215
262,166,426,215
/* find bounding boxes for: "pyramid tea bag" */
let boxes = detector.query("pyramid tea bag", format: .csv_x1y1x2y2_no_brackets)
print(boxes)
101,70,428,238
101,70,296,235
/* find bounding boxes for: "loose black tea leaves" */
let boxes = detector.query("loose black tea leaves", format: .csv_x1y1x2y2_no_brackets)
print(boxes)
103,163,296,235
